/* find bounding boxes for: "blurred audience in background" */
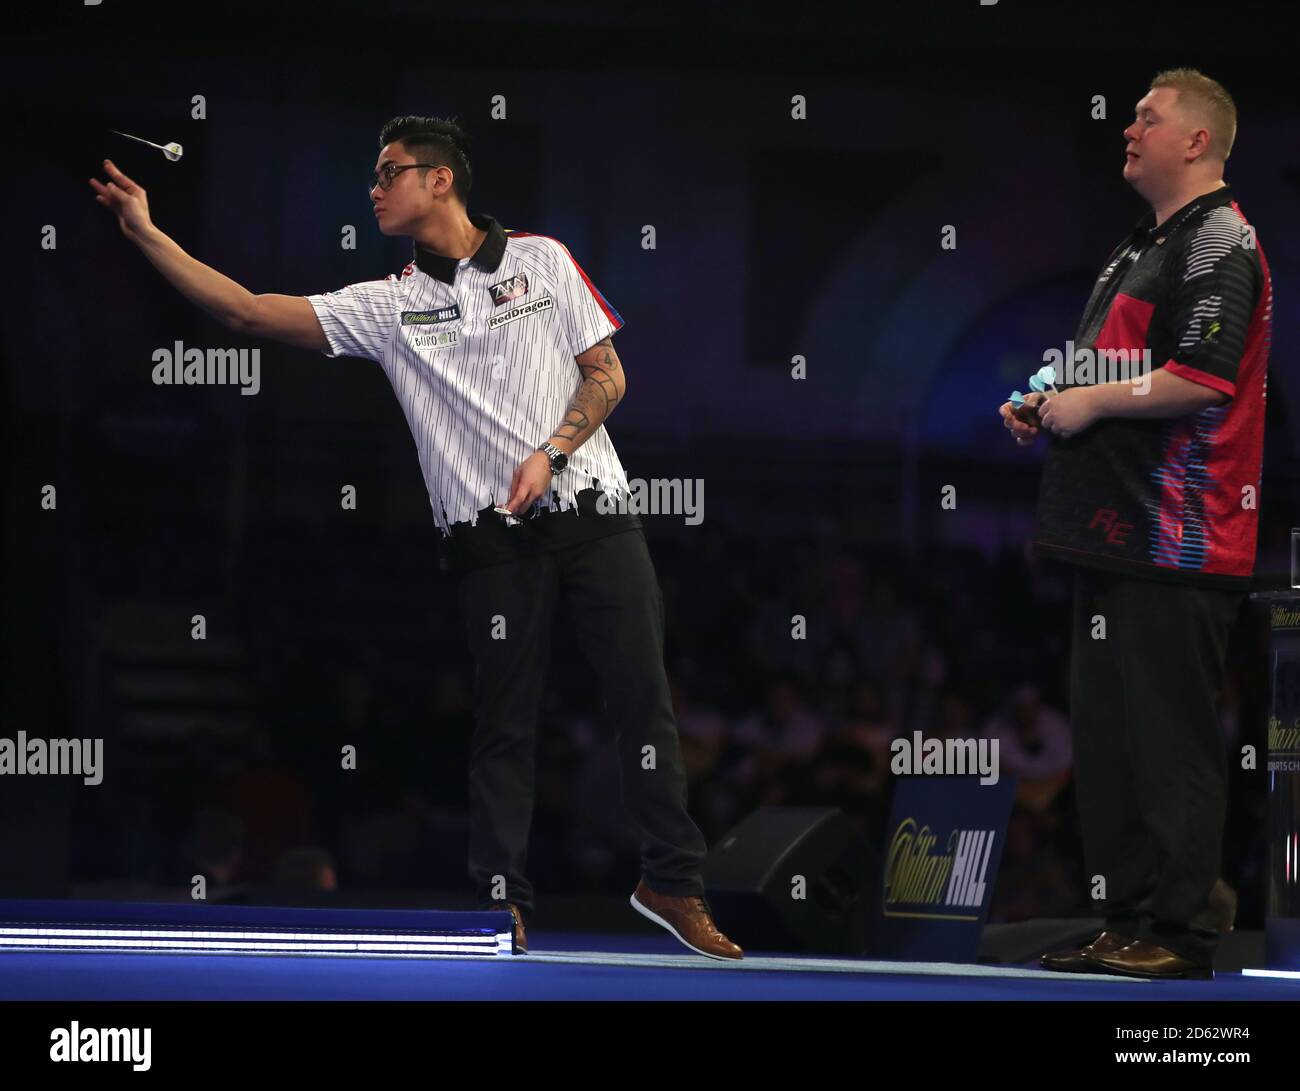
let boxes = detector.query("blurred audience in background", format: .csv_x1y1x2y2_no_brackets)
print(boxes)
94,534,1261,928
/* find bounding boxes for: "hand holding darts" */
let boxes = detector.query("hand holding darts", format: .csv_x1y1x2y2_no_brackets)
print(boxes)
1008,366,1059,426
1001,365,1059,445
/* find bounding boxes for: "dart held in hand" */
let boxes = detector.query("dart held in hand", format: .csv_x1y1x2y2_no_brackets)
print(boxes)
1008,391,1042,427
1008,365,1060,426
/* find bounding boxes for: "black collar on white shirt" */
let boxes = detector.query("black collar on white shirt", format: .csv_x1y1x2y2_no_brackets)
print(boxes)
412,212,507,284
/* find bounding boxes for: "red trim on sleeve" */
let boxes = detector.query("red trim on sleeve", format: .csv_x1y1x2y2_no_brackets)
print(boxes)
506,232,623,329
561,248,622,328
1163,359,1235,398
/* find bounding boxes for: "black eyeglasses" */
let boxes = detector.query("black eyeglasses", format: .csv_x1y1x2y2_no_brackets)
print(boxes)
369,162,440,193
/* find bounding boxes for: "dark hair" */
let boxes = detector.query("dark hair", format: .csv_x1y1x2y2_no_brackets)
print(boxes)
378,115,473,203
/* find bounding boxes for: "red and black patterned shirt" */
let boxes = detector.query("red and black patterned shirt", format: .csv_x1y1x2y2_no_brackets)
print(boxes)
1033,184,1272,589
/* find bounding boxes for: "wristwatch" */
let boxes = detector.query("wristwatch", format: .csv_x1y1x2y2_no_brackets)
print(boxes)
539,442,568,474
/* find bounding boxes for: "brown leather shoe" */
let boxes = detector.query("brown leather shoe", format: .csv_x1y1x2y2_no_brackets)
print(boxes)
1089,939,1213,980
489,902,527,954
630,880,743,960
1040,930,1132,973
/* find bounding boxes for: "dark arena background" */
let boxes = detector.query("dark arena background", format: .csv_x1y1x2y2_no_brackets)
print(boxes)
2,0,1298,1068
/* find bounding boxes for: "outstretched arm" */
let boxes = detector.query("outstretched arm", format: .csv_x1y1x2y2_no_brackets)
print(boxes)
89,159,328,352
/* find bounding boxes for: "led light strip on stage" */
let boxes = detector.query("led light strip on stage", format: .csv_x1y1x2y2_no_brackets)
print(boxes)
0,927,509,958
0,900,517,959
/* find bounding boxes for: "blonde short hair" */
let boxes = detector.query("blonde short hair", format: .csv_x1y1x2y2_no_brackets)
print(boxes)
1150,68,1238,161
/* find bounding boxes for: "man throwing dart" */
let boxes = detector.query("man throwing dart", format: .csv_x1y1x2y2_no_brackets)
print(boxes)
91,115,742,960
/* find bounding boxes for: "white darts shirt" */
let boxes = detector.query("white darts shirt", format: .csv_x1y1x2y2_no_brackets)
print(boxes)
306,212,637,536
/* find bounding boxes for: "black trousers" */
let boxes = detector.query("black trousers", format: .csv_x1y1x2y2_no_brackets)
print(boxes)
1069,566,1243,967
456,528,707,923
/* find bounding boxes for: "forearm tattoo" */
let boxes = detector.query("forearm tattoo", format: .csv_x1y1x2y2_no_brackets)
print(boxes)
553,337,621,443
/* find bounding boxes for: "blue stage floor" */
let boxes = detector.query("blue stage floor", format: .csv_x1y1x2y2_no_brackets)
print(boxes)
3,930,1297,1001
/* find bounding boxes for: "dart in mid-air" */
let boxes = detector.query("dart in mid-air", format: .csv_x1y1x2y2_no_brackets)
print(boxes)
110,129,184,161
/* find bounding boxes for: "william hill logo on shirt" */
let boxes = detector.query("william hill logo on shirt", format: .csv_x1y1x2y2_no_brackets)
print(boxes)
401,305,461,325
488,273,529,306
